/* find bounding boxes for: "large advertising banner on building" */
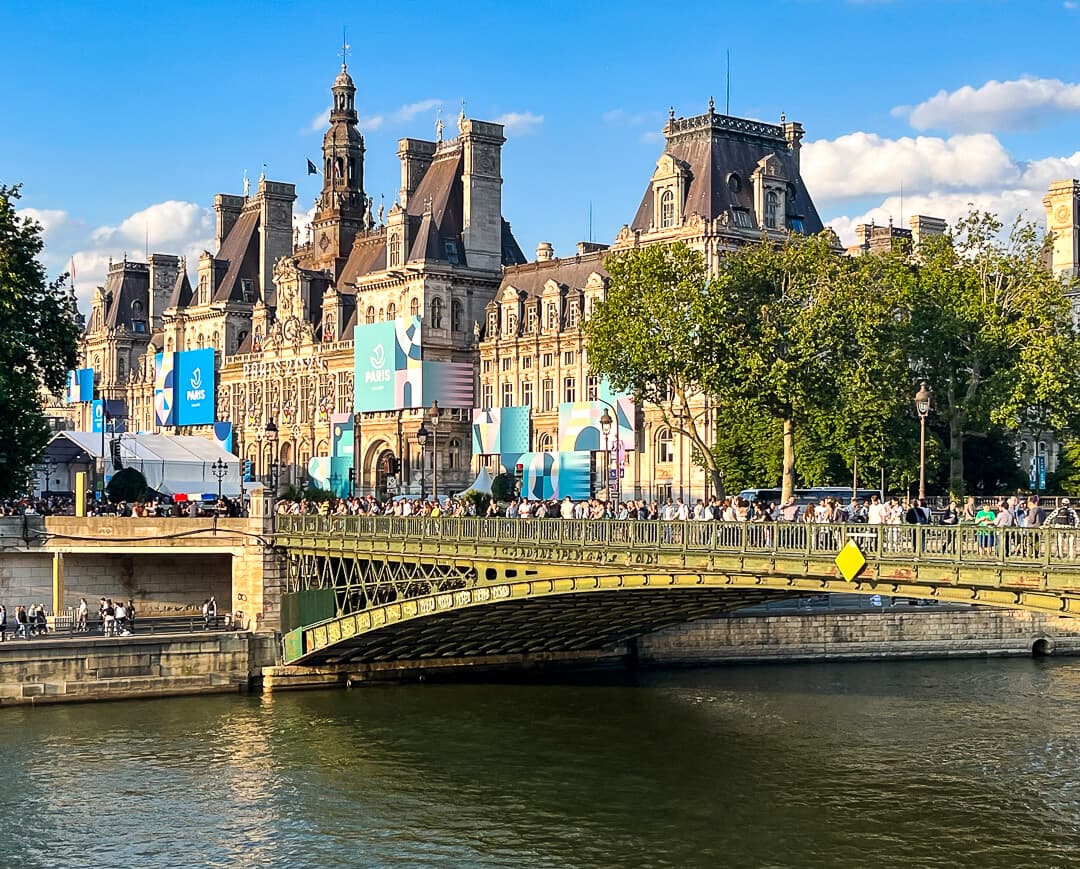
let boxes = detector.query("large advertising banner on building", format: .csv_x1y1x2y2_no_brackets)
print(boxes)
65,368,94,404
90,399,126,434
330,412,354,496
91,399,105,433
154,352,175,428
174,347,216,426
472,406,530,471
354,318,422,412
520,451,591,501
354,317,475,413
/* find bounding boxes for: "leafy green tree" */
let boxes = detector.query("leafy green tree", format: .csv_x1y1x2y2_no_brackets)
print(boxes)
584,243,725,495
0,184,78,498
490,472,518,503
910,212,1077,495
699,233,908,502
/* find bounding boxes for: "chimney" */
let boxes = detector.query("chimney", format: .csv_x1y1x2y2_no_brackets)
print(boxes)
213,194,245,248
536,242,554,262
397,138,437,209
147,253,180,331
909,214,947,249
783,120,805,171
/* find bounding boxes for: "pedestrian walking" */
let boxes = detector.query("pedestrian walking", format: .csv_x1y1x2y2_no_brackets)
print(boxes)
76,598,88,633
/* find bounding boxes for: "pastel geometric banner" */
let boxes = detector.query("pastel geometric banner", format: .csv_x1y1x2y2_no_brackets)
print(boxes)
520,450,591,501
154,352,175,428
472,406,530,455
557,392,635,452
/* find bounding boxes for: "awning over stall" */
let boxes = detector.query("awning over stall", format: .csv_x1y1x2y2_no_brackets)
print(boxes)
44,432,242,497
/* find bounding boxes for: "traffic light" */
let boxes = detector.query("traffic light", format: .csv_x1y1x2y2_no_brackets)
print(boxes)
347,467,355,484
243,459,253,481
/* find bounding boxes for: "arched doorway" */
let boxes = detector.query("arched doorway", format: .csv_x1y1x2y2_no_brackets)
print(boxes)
362,441,395,499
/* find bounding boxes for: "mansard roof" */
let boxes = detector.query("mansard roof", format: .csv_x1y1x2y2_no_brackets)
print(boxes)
167,269,193,309
213,207,261,302
497,250,608,300
339,233,387,287
631,111,824,234
91,261,150,333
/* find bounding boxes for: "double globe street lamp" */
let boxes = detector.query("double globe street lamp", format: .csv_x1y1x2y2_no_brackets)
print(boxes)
416,420,429,500
599,407,613,501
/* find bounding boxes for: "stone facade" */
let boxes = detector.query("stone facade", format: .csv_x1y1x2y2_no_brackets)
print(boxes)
74,62,525,499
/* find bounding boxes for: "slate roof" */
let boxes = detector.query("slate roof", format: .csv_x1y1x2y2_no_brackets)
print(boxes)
88,262,150,334
167,269,193,309
212,207,261,302
631,112,824,234
498,250,608,299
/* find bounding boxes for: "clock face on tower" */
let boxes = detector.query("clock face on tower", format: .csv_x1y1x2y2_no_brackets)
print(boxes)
1056,205,1071,225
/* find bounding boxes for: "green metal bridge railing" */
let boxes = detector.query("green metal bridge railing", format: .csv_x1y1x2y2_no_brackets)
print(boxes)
276,515,1080,569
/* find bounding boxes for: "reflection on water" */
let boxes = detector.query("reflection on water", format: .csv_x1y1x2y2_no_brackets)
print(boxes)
1,659,1079,867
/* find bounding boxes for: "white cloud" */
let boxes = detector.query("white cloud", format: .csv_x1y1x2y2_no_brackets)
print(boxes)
895,77,1080,133
602,108,654,127
1065,1,1077,10
495,112,544,136
640,130,666,145
802,132,1016,203
20,200,214,314
394,99,442,123
305,106,330,134
359,114,384,131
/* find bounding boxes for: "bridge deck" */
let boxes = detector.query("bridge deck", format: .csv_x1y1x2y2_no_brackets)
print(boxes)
275,517,1080,665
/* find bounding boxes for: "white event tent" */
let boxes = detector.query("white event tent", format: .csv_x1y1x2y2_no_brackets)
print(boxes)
44,432,243,498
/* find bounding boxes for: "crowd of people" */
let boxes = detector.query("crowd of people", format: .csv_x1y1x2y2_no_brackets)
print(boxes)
0,495,244,518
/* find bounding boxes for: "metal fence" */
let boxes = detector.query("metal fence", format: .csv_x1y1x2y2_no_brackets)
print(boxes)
277,515,1080,569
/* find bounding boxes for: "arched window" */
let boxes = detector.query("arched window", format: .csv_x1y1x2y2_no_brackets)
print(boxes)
366,306,375,324
378,308,384,320
448,437,461,470
765,191,779,229
657,428,674,463
409,297,420,318
389,232,401,268
387,302,397,320
660,189,675,228
430,296,443,329
451,299,463,332
538,432,554,452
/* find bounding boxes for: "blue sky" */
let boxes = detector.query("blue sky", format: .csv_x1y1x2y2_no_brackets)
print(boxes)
4,0,1080,311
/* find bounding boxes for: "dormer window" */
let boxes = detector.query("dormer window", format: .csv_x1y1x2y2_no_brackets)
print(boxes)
240,279,255,303
660,190,675,229
389,232,401,268
526,306,537,333
430,296,443,329
765,191,779,229
567,301,579,328
546,302,559,331
487,310,498,337
506,313,518,336
732,208,753,228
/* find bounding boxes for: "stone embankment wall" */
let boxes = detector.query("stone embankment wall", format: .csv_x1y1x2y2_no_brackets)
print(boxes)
638,608,1080,664
0,633,279,706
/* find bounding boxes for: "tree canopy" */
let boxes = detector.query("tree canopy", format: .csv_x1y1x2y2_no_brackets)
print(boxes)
0,184,78,498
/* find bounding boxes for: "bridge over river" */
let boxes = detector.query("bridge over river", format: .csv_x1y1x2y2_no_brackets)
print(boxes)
276,517,1080,665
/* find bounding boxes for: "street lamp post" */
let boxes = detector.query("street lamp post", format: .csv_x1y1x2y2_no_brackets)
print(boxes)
429,401,441,503
211,457,228,503
264,419,279,504
915,381,933,501
599,407,613,502
416,421,429,500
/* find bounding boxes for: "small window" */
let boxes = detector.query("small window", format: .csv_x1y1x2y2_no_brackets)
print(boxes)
501,358,513,371
448,437,461,470
444,240,461,265
483,359,492,374
525,307,537,333
410,297,420,318
788,216,805,233
387,302,397,320
501,382,514,407
431,296,443,329
732,208,754,228
506,313,517,335
563,350,575,366
567,302,579,328
728,173,741,193
521,381,533,406
240,279,255,303
586,375,599,401
389,233,401,268
538,432,554,451
451,299,463,332
660,189,675,229
131,299,143,313
657,428,674,463
546,302,559,330
542,352,553,368
366,306,376,324
563,377,576,403
132,321,147,333
486,310,497,336
765,191,779,229
521,356,532,369
542,379,554,411
482,383,493,408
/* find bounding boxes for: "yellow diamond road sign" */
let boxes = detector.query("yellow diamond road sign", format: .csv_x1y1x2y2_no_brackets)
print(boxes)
835,540,867,583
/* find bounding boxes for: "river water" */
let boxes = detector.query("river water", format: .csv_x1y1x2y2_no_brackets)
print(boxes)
2,659,1079,868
